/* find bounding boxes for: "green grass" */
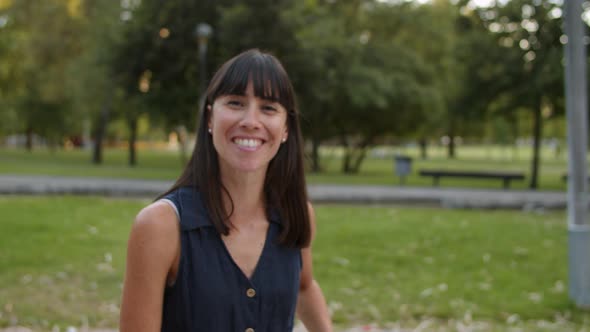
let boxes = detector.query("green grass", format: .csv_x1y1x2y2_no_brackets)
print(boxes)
1,197,588,331
0,145,578,191
0,147,184,180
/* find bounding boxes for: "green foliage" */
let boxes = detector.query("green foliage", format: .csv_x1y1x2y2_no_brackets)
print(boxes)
0,0,575,175
0,0,85,145
287,1,448,172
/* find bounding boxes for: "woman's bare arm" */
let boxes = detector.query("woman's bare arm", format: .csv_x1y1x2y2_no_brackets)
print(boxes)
296,203,333,332
119,202,179,332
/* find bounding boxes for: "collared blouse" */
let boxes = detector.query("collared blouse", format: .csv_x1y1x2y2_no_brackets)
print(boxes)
160,187,302,332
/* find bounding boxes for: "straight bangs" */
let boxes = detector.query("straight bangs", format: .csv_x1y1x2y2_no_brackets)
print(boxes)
208,51,294,112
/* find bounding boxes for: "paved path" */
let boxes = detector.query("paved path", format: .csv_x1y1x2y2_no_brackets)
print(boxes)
0,174,575,209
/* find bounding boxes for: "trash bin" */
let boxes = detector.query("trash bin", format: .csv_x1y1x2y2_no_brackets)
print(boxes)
394,155,412,185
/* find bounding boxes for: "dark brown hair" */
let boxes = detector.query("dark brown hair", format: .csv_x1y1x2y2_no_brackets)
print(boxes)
160,49,310,248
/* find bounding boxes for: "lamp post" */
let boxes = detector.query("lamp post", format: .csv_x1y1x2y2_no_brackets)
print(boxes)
564,0,590,307
194,23,213,101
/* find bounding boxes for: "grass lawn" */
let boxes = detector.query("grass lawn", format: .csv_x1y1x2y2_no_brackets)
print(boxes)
1,196,589,331
0,145,577,191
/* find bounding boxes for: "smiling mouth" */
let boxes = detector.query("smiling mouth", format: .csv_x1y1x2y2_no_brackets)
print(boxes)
233,138,263,148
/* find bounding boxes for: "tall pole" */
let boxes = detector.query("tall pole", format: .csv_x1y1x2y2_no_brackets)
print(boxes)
198,37,207,97
195,23,213,107
564,0,590,307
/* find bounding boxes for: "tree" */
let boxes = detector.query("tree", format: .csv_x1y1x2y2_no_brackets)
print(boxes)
477,0,563,189
68,1,126,163
0,0,84,150
316,1,443,173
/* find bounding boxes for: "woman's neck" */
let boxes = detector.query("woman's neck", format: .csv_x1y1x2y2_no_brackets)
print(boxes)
219,168,267,225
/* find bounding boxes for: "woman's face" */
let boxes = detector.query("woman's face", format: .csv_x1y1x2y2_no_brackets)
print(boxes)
208,82,289,176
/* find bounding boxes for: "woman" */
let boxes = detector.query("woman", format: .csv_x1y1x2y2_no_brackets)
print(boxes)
120,49,333,332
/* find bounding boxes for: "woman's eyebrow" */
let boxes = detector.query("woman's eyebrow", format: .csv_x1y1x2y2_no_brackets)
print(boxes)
223,93,247,97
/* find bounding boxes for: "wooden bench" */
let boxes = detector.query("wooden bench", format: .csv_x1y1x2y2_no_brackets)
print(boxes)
419,169,525,189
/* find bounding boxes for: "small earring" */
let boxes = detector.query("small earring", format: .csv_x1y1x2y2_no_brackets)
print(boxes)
282,138,287,143
208,128,212,134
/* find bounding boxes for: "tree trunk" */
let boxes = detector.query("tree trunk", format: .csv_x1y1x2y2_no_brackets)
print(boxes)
447,120,456,159
311,136,321,173
92,91,113,165
339,136,372,174
128,117,138,167
448,136,456,159
529,99,543,189
350,147,369,173
511,115,519,161
342,151,352,173
25,126,33,151
419,138,428,160
340,135,352,173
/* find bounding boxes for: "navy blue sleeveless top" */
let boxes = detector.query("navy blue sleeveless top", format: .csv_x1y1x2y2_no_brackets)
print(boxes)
160,187,302,332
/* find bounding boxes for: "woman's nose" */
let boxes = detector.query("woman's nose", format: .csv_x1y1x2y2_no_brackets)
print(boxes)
239,103,261,129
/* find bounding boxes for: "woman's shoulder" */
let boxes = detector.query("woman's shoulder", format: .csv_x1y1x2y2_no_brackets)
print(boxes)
130,201,180,251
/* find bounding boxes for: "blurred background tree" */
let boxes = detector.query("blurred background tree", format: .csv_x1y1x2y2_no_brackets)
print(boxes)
0,0,577,182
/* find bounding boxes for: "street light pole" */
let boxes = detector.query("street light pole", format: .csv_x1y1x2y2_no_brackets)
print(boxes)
195,23,213,105
564,0,590,307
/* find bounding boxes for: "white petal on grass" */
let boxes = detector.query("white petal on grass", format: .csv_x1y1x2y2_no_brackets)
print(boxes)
99,302,120,314
479,282,492,291
21,274,33,284
450,298,465,308
552,280,565,293
66,327,77,332
340,287,355,295
97,263,114,272
39,275,53,286
420,288,433,298
368,304,381,320
413,318,433,331
463,310,472,323
423,257,434,264
327,301,342,316
104,252,112,263
507,314,520,324
482,253,491,263
438,283,448,292
528,292,543,303
513,247,529,256
331,256,350,266
87,226,98,235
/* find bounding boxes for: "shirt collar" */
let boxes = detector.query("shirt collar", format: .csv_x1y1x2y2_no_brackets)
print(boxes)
176,187,282,231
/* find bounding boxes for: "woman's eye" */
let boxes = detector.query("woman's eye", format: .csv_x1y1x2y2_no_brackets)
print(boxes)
227,100,243,107
262,105,277,112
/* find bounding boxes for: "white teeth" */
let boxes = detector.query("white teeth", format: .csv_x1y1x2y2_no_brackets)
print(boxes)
234,138,261,148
